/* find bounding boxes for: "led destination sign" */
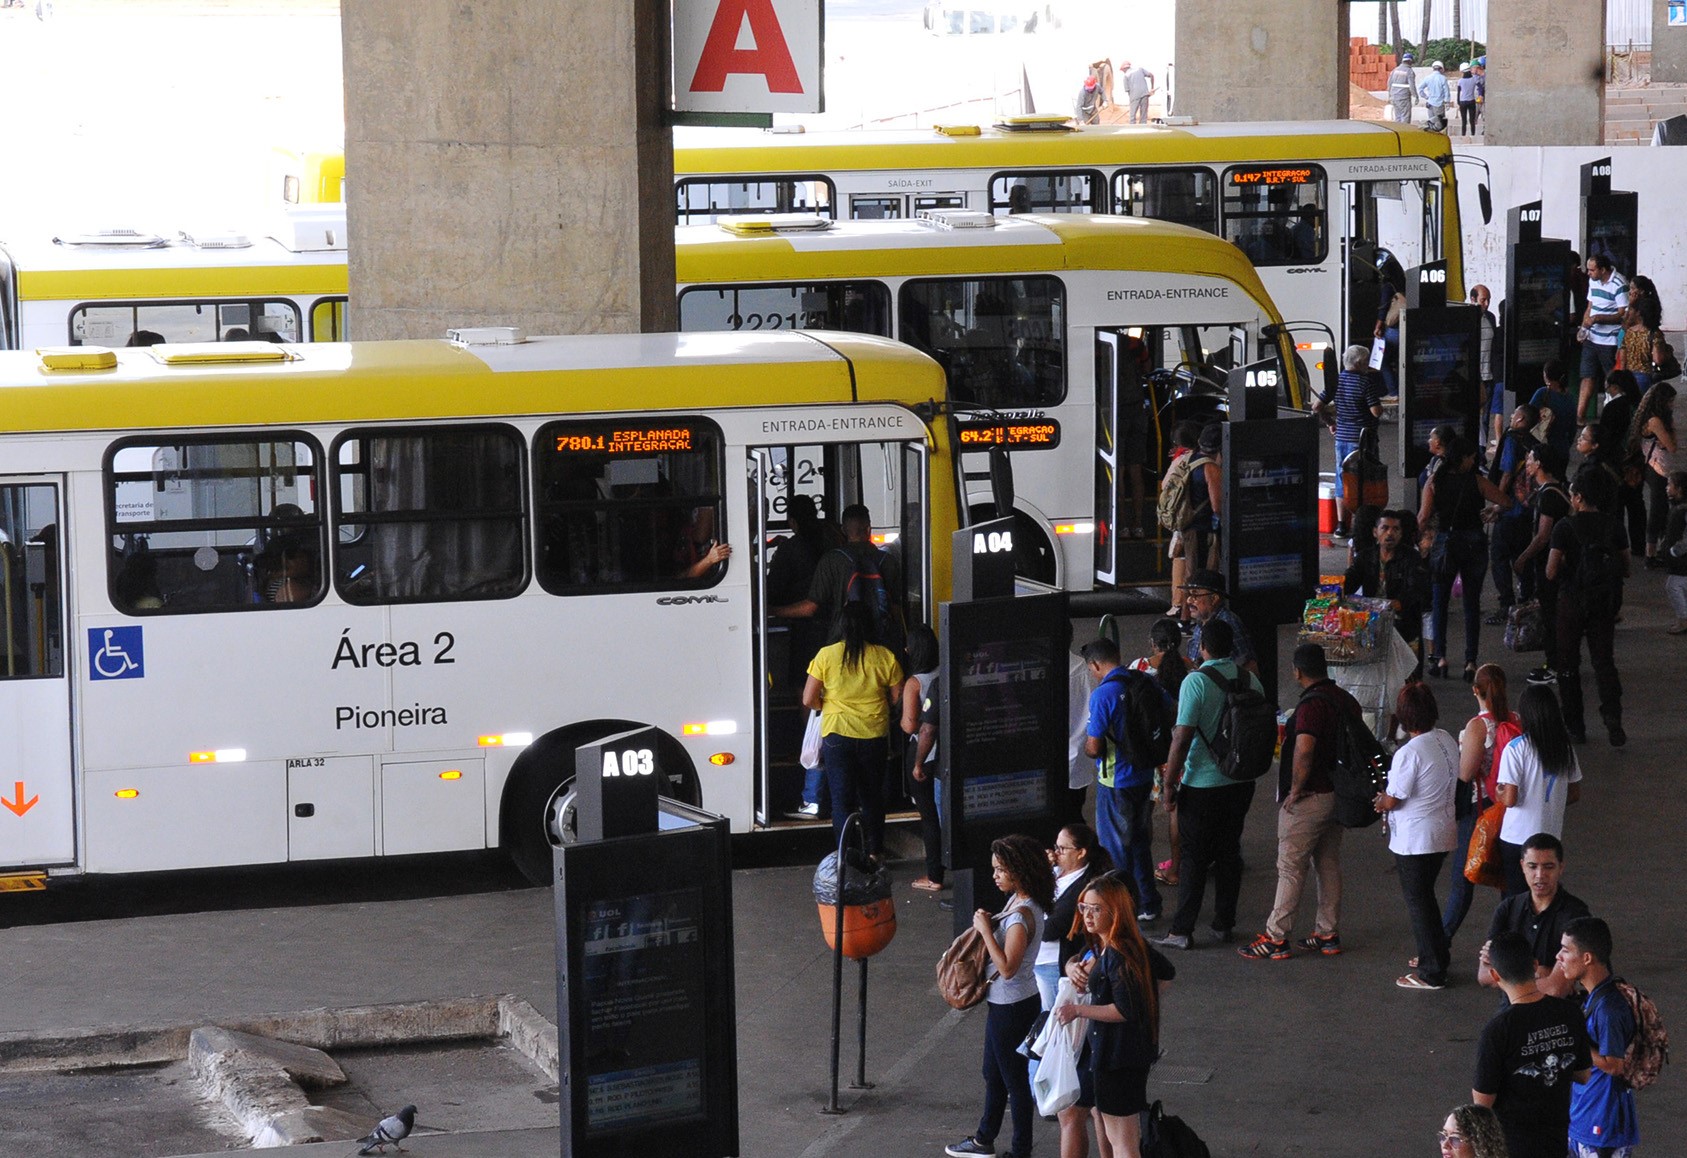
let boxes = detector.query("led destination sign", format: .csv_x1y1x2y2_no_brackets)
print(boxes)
954,418,1061,449
1229,167,1315,187
555,426,697,455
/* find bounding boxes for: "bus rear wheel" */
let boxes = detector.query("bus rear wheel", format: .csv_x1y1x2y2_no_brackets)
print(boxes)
500,720,700,885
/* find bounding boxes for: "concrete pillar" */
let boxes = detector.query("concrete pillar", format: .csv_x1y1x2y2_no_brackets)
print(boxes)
341,1,676,341
1172,0,1348,122
1656,0,1687,83
1485,1,1607,145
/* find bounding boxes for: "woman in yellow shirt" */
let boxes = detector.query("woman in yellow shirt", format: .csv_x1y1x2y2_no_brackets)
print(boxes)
804,602,904,856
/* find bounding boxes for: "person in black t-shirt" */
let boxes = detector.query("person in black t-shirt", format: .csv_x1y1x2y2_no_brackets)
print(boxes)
1514,444,1571,684
1547,467,1630,746
1473,931,1592,1158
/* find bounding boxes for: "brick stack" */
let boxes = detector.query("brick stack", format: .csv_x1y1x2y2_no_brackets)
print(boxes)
1349,38,1397,94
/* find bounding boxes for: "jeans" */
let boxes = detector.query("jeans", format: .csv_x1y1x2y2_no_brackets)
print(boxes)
1096,781,1161,916
1668,574,1687,621
821,733,888,856
976,994,1041,1155
1396,851,1450,984
1556,599,1622,736
1430,529,1488,665
1170,780,1255,937
1537,576,1561,672
802,763,828,808
1497,838,1527,898
1441,805,1480,941
1264,790,1344,941
1034,961,1061,1011
1334,437,1360,503
1645,469,1669,551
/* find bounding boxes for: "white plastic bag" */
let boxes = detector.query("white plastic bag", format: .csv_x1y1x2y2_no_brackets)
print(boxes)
1368,336,1387,371
1032,978,1087,1116
799,710,823,770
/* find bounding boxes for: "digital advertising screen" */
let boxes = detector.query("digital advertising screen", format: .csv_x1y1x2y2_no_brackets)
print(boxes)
1220,418,1318,627
1583,192,1638,284
1399,306,1481,481
939,590,1068,866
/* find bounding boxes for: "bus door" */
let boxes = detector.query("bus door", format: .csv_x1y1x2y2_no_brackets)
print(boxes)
746,437,928,825
1342,180,1432,347
1093,330,1167,589
0,478,74,870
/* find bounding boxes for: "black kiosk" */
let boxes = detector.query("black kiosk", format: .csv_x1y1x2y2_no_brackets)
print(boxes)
1398,260,1482,491
1580,157,1638,280
1503,201,1573,409
554,727,739,1158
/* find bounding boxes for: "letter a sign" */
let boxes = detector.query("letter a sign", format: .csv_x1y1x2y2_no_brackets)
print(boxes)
673,0,823,114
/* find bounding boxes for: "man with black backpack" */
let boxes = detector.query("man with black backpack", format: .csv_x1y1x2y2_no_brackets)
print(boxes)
772,503,902,651
1547,468,1630,746
1237,644,1366,962
1152,619,1272,952
1082,638,1173,920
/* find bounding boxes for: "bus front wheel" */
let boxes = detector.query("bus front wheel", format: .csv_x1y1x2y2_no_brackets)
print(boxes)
500,719,701,885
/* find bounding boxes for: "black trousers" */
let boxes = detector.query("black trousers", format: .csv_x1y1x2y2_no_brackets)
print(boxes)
1556,599,1622,734
1170,780,1255,937
1396,851,1450,985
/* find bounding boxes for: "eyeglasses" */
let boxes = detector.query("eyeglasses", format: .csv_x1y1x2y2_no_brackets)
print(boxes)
1436,1131,1468,1148
1076,902,1104,915
1053,844,1078,853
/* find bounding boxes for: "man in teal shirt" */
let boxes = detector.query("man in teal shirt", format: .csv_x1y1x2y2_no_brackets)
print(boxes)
1152,618,1266,950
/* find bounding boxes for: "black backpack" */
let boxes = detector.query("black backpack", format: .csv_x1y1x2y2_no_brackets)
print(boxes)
1193,667,1277,782
1105,668,1174,770
1142,1100,1210,1158
1303,685,1390,829
837,546,898,645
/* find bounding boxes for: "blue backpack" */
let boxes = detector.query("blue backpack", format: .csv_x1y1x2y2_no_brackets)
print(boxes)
838,547,896,646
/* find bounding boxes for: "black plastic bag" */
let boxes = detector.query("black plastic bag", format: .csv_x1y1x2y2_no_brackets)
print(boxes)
812,849,891,906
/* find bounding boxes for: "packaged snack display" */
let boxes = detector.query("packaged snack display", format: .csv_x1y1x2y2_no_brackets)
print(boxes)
1299,594,1395,664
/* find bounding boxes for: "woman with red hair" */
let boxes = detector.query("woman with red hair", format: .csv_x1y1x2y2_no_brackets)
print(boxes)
1054,873,1163,1158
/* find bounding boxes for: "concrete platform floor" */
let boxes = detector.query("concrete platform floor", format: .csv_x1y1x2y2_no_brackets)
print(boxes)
5,554,1684,1155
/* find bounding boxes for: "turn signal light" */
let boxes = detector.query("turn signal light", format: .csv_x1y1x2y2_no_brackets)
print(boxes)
188,749,247,764
439,769,463,781
709,753,735,766
114,788,140,799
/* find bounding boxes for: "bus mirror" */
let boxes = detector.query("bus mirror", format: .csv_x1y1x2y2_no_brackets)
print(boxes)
988,446,1014,516
1478,182,1492,225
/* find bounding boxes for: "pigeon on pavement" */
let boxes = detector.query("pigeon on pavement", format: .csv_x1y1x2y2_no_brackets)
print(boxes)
355,1104,416,1154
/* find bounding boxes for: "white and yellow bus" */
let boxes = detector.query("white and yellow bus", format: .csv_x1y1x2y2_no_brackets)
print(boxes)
0,207,350,351
676,211,1308,596
673,119,1479,355
0,330,955,886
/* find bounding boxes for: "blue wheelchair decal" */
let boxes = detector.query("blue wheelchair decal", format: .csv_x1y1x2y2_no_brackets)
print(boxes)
89,626,145,680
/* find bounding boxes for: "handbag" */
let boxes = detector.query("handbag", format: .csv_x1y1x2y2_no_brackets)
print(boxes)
799,709,823,770
1504,600,1544,652
935,903,1027,1010
1143,1100,1212,1158
1463,800,1508,888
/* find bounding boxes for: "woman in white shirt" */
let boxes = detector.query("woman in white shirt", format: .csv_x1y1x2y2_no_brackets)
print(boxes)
1495,684,1582,897
947,834,1052,1158
1375,681,1460,991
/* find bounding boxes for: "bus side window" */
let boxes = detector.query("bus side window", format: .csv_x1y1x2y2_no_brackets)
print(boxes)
532,418,726,596
71,299,303,347
105,435,325,614
1219,164,1327,267
332,425,528,605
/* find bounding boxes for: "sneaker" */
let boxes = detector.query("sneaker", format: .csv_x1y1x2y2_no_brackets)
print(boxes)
946,1137,996,1157
1136,909,1162,924
1236,934,1291,960
1150,932,1192,951
1296,934,1343,956
1525,667,1556,685
786,801,820,819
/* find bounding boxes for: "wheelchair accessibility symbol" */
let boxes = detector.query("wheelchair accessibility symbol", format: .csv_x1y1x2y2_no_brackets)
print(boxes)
89,626,145,680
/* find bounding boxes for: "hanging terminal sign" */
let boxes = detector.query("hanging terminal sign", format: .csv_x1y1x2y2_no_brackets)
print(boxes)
554,426,697,456
954,417,1061,450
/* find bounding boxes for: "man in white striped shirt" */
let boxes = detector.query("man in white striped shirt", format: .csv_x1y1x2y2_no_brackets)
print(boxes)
1577,253,1626,424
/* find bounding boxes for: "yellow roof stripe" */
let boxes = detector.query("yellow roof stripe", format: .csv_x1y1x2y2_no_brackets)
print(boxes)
17,263,349,302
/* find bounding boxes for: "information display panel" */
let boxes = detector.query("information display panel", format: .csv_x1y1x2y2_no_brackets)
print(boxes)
938,591,1068,867
1220,418,1318,629
1399,304,1482,481
555,814,738,1158
1583,192,1638,288
953,417,1062,450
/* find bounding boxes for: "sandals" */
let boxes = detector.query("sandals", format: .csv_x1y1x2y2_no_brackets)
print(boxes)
1154,859,1179,886
1396,972,1447,991
911,878,945,892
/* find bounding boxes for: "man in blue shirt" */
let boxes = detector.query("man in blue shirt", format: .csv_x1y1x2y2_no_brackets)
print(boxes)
1152,618,1265,950
1557,917,1640,1156
1325,344,1385,536
1418,61,1451,132
1082,638,1165,918
1531,357,1578,460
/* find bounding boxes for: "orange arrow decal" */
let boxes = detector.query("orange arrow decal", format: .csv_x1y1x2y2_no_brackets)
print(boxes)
3,781,39,817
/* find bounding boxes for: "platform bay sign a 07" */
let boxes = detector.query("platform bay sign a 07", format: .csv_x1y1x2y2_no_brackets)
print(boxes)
673,0,823,114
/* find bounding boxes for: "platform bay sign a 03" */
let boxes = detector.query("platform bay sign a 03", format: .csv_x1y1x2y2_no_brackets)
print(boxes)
672,0,823,114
